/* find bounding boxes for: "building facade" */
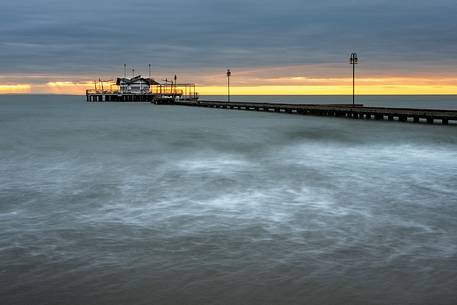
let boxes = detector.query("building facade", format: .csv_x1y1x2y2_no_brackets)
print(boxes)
116,76,159,94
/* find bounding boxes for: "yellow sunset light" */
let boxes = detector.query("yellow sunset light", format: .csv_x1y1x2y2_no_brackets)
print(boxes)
47,81,100,94
0,84,32,94
197,84,457,95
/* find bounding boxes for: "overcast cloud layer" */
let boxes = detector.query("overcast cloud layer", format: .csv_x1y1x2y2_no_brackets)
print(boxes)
1,0,457,83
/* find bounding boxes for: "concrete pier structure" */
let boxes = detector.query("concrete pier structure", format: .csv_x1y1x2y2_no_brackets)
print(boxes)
153,100,457,125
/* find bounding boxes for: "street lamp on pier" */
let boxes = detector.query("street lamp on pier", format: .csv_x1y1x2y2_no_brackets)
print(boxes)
227,69,231,103
349,53,358,106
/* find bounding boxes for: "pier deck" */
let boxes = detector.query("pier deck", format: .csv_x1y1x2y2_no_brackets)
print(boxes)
154,100,457,125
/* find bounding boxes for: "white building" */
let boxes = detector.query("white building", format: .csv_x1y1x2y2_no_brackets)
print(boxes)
116,76,159,94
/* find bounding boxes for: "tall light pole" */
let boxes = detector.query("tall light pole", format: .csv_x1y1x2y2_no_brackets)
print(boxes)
227,69,231,103
349,53,358,106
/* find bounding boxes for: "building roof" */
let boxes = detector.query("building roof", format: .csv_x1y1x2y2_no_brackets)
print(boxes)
116,76,160,86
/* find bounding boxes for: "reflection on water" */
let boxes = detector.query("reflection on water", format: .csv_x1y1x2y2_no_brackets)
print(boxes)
1,95,457,305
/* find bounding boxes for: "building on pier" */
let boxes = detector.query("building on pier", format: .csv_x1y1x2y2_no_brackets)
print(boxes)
116,76,159,94
86,74,199,102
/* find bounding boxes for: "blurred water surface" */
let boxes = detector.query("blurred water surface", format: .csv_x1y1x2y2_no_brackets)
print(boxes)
1,95,456,305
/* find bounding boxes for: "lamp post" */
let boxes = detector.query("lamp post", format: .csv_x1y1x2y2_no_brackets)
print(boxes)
227,69,231,103
349,53,358,106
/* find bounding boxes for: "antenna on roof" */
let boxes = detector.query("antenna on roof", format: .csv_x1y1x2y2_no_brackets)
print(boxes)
148,64,151,78
132,68,135,78
123,64,126,78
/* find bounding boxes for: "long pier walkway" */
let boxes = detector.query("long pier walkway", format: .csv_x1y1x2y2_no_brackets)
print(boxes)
154,100,457,125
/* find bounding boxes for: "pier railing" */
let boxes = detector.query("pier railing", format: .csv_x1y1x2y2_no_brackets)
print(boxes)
151,89,183,95
86,89,120,95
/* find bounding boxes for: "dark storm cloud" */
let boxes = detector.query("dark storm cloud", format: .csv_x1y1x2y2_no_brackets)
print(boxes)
0,0,456,77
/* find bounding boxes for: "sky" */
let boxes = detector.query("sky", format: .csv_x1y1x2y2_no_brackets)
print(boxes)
1,0,457,94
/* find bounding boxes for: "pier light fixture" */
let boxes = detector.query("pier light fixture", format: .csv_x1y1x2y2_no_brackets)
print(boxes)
148,64,151,79
349,52,358,106
227,69,231,103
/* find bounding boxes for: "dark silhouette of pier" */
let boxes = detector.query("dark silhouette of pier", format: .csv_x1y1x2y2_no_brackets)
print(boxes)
154,100,457,125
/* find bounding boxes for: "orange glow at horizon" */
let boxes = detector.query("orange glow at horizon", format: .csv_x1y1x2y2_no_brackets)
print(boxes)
0,84,32,94
197,84,457,95
1,76,457,95
46,81,98,94
48,77,457,95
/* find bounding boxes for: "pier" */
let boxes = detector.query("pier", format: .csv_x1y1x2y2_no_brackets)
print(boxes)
154,100,457,125
84,70,456,125
86,75,199,103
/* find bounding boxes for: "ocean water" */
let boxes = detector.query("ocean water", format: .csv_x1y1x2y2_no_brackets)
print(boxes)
1,95,457,305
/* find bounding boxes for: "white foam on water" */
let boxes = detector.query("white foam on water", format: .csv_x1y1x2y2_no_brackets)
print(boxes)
1,96,457,305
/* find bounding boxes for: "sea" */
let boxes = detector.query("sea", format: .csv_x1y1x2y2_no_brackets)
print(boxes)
1,95,457,305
